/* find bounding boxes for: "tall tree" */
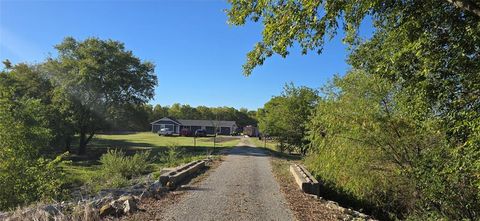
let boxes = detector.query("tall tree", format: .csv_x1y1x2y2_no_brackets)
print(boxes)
0,63,75,151
227,0,480,75
46,37,157,154
227,0,479,218
258,84,318,154
0,74,67,210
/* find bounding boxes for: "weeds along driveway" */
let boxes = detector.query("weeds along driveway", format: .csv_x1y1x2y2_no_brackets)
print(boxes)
158,137,294,221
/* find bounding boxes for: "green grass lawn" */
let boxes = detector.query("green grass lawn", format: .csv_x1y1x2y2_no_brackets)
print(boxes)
63,132,241,193
248,137,279,150
93,132,240,149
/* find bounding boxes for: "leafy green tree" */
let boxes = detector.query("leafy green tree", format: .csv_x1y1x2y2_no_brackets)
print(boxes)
168,103,183,119
0,82,67,210
0,63,75,151
2,59,12,69
151,104,170,121
229,1,479,218
109,103,152,131
155,104,257,129
46,37,157,154
258,84,318,154
227,0,479,75
308,70,480,219
196,105,215,120
234,108,257,128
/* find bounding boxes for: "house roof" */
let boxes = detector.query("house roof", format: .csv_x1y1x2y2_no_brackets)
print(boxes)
150,117,181,125
151,117,236,127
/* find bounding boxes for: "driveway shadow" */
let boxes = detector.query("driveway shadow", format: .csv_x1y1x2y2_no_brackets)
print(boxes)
224,146,271,157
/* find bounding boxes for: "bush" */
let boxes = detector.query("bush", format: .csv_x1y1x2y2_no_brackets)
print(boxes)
306,71,480,219
88,149,151,191
162,144,183,166
0,97,68,211
99,149,151,179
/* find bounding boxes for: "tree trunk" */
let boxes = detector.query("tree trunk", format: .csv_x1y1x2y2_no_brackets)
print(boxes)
78,131,87,155
78,130,95,155
65,136,72,152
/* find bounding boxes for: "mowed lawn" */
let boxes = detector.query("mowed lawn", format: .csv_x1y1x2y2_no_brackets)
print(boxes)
64,132,241,191
93,132,241,150
248,137,279,151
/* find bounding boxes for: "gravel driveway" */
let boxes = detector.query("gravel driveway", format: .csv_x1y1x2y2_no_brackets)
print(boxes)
160,137,294,221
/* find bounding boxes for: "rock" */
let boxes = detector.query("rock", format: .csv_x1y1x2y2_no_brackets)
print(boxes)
99,200,122,217
92,196,113,208
140,190,152,199
118,195,134,202
41,204,60,215
0,212,9,220
150,180,163,191
99,203,115,217
123,199,137,214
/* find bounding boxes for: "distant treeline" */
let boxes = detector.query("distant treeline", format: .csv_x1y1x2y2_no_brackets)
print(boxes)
109,103,258,131
0,37,257,211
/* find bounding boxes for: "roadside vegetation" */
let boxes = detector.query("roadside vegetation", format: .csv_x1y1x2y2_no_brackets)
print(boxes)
0,37,244,211
229,0,480,220
248,137,278,151
64,133,240,195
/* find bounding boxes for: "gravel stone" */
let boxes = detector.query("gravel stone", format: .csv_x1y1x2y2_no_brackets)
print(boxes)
160,137,294,221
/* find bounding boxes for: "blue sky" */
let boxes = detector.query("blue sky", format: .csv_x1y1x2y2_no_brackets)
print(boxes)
0,0,373,110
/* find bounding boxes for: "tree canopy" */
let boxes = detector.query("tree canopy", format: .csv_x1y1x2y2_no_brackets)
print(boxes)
257,83,318,154
227,0,480,76
228,0,480,219
45,37,157,154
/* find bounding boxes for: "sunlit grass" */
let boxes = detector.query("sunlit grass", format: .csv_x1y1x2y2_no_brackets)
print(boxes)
64,132,241,193
248,137,279,150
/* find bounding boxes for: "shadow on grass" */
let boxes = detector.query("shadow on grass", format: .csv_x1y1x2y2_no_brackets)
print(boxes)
64,136,232,167
258,147,303,161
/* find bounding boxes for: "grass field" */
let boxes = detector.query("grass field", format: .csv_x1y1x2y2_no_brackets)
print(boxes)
63,132,241,194
248,137,279,151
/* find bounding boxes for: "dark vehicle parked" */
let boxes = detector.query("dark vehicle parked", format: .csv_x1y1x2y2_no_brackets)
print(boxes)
180,128,193,136
195,129,207,137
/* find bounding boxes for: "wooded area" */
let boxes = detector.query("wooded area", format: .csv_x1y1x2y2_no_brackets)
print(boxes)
1,0,479,219
230,0,480,219
0,37,256,211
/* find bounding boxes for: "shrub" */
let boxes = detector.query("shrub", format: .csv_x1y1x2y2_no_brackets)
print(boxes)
100,149,151,178
0,97,68,210
162,144,183,167
94,149,151,190
307,71,480,219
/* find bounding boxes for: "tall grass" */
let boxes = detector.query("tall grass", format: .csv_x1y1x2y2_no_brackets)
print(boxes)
99,149,151,179
85,149,151,191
